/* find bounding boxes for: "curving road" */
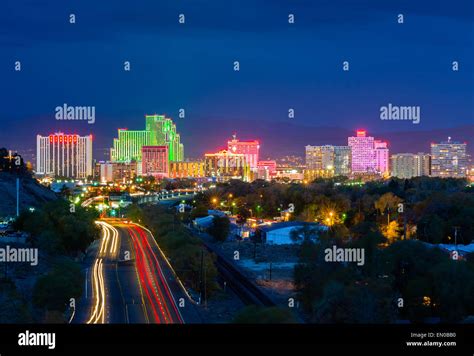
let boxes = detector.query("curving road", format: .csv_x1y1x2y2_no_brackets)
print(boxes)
77,219,184,324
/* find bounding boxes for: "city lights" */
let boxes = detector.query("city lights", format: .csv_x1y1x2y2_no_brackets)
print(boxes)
0,1,472,350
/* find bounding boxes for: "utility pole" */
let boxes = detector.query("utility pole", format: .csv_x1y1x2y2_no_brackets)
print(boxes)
400,200,409,241
16,177,20,217
199,249,205,305
403,212,407,241
454,226,460,247
204,255,207,309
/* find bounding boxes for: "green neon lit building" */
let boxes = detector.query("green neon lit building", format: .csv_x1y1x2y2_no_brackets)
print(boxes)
110,115,184,163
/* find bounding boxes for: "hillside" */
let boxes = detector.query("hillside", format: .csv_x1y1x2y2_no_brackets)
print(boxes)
0,172,57,218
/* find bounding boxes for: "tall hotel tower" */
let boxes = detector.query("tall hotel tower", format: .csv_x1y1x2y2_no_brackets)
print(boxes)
305,145,351,176
348,130,389,175
36,133,93,179
227,134,260,171
110,114,184,163
348,130,376,173
431,137,467,178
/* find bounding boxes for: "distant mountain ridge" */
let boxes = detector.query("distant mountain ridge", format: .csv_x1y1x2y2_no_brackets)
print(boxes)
179,120,474,159
11,120,473,162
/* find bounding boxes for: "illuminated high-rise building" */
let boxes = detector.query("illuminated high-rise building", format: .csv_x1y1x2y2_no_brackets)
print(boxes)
204,149,250,182
305,146,334,171
348,130,375,173
415,153,431,177
305,145,351,176
110,114,184,163
391,153,431,179
333,146,352,176
374,140,389,175
145,115,184,162
142,146,169,178
431,138,467,178
110,129,150,162
36,133,93,179
227,134,259,171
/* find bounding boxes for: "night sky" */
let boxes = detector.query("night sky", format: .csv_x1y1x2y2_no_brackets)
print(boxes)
0,0,473,159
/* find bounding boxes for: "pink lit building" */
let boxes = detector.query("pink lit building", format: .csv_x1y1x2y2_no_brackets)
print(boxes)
142,145,169,178
348,130,375,173
374,140,389,175
227,134,260,171
348,130,389,175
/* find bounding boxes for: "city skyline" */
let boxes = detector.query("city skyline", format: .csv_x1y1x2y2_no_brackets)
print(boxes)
9,116,474,165
31,120,471,181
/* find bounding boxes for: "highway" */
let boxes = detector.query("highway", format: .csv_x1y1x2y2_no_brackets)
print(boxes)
126,224,183,323
77,220,184,324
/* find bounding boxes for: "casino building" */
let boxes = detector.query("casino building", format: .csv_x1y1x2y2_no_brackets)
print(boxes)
36,132,93,179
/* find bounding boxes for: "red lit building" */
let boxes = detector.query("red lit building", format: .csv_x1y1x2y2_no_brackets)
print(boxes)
142,145,169,178
227,134,260,171
36,133,93,179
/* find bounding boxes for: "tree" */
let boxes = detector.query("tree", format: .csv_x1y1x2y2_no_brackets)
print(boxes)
15,200,99,255
208,216,230,242
138,205,220,297
59,184,73,199
416,214,445,244
0,279,32,323
171,244,219,295
293,237,345,314
431,260,474,322
125,204,143,222
381,220,402,243
32,260,83,313
290,224,320,243
375,192,402,225
313,280,396,323
191,204,208,219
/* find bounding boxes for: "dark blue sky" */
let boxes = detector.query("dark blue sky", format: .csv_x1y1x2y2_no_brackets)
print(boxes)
1,0,473,158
